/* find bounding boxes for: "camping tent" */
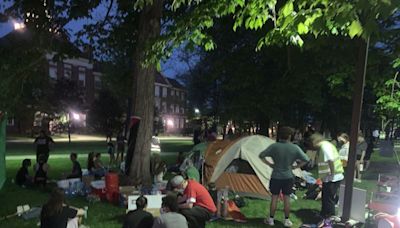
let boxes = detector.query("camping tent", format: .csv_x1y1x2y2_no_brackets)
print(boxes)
203,135,303,199
0,113,6,189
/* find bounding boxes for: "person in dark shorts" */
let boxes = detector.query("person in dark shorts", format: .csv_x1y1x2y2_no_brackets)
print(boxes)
364,137,374,170
107,142,115,166
259,126,309,227
116,133,126,162
34,130,54,162
66,153,82,179
15,159,33,187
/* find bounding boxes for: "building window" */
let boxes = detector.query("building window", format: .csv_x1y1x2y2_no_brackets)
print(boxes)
7,118,14,126
181,92,185,101
49,61,57,79
155,85,160,97
180,107,184,114
155,99,161,111
63,63,72,79
175,105,179,114
180,118,184,129
78,67,86,87
162,87,167,97
170,89,174,96
162,102,167,113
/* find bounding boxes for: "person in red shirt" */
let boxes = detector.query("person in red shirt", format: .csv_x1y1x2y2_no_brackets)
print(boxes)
170,175,216,228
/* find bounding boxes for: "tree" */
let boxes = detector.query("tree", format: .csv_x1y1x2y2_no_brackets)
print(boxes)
2,0,399,189
87,89,124,135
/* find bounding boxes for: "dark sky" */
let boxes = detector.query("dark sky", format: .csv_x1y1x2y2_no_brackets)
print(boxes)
0,5,190,78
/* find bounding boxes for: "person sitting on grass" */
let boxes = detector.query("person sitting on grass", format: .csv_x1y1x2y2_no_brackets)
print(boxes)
93,153,106,177
153,194,188,228
15,159,33,187
66,153,82,179
170,175,217,228
40,188,85,228
123,195,154,228
34,154,49,187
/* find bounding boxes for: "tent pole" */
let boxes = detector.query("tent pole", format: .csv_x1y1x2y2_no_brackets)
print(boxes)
341,37,370,222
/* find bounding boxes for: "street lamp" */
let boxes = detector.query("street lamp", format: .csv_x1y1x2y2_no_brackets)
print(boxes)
13,22,25,30
194,108,200,114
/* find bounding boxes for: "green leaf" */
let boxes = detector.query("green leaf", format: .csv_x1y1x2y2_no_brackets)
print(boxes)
348,20,363,38
297,22,308,34
281,1,294,17
204,41,215,51
156,61,161,71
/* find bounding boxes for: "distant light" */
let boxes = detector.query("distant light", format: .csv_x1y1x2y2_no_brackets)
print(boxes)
72,112,80,120
194,108,200,114
167,119,174,127
13,22,25,30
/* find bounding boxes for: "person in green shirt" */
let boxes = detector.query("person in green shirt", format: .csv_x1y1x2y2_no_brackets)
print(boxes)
259,126,309,227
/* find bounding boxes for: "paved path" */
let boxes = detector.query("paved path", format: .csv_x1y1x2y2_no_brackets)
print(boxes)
6,134,192,143
5,152,177,161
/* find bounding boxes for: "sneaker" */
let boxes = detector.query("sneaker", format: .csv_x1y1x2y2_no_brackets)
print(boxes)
330,215,341,223
264,217,274,226
284,219,293,227
354,178,362,183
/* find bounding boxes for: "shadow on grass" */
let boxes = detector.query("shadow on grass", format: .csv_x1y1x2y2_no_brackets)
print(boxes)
293,208,320,224
207,218,285,227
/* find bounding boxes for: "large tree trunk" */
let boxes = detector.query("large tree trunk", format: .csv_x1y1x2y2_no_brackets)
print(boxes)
128,0,163,186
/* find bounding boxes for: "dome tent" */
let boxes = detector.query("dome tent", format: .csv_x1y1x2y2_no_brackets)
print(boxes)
203,135,303,199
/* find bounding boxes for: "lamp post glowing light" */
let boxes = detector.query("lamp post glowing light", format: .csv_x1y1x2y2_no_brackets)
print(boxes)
167,119,174,127
13,22,25,30
194,108,200,114
72,112,80,121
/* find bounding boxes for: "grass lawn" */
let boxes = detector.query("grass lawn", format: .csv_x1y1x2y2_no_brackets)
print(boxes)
1,138,398,227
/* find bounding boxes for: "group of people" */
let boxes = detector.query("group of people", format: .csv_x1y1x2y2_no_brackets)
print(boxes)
124,175,216,228
259,126,347,227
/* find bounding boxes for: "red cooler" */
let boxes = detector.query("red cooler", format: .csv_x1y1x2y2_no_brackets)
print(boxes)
106,173,119,203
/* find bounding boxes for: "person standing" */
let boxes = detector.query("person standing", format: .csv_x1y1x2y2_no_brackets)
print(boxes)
116,133,126,162
337,133,350,168
355,134,367,182
152,195,188,228
170,175,216,228
259,126,309,227
34,130,54,162
310,133,344,225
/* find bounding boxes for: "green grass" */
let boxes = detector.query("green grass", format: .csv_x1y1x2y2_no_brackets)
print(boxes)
1,139,399,227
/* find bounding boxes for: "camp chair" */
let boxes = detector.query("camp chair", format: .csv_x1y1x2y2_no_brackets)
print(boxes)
367,191,400,223
377,174,400,194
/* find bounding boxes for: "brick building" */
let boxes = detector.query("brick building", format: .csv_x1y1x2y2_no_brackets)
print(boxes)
0,29,101,133
155,72,187,134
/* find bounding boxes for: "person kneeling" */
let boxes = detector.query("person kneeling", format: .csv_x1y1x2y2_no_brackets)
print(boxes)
170,175,216,228
153,194,188,228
